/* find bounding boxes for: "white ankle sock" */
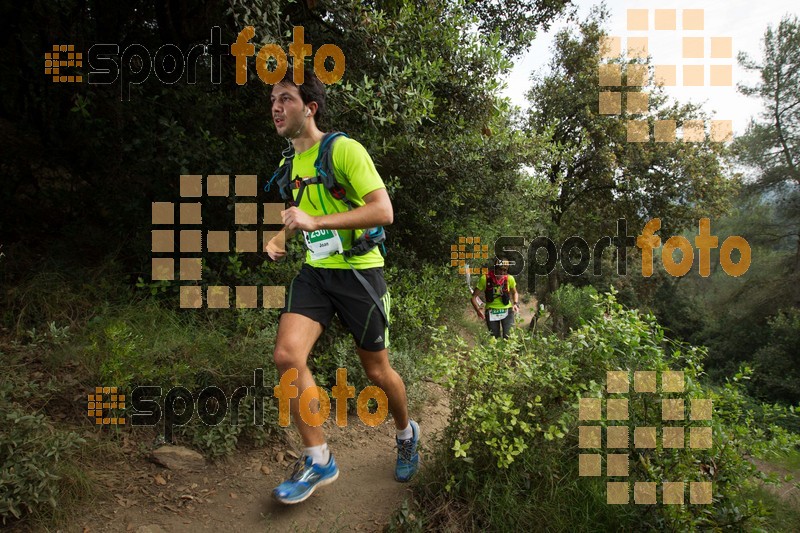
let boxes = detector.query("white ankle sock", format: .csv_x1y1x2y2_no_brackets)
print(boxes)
396,421,414,441
304,443,330,465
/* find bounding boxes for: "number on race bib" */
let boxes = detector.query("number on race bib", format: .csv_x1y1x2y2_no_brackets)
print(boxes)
488,308,509,322
304,229,343,260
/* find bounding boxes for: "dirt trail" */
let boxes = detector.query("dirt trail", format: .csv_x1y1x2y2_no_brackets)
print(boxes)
751,457,800,508
76,383,450,533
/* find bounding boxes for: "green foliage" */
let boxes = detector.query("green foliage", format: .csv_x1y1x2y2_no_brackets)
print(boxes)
86,305,225,387
693,14,800,407
385,264,463,348
308,263,463,405
3,267,127,335
79,302,283,456
650,275,707,345
23,322,72,347
744,486,800,532
417,291,800,531
2,0,544,276
751,309,800,405
737,14,800,191
661,194,800,403
464,0,574,57
387,497,425,532
0,375,86,524
548,284,599,333
525,8,735,299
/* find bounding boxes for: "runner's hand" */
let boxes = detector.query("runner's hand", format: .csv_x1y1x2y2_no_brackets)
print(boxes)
513,303,520,313
282,206,317,232
266,234,286,261
476,309,485,320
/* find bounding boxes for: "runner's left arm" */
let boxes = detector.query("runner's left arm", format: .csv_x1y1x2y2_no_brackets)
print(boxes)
511,285,520,313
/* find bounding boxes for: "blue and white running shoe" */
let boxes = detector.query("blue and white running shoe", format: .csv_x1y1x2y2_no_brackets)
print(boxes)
273,455,339,504
395,420,420,482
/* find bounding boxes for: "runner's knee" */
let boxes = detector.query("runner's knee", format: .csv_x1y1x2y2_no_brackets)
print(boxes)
273,345,306,372
364,363,390,385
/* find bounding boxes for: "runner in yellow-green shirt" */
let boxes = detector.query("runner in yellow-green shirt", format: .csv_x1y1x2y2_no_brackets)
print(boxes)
471,258,519,338
264,67,419,505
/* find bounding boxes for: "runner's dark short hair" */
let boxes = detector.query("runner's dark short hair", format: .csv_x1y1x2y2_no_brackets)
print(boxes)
279,66,326,124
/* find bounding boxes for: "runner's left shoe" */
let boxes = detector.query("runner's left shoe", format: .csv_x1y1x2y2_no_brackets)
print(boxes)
395,420,420,482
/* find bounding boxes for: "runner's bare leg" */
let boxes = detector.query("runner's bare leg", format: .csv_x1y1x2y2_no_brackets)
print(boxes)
273,312,325,446
356,347,409,430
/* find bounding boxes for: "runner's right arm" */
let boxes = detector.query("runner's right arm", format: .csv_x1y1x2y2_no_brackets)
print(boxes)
471,288,485,320
266,227,297,261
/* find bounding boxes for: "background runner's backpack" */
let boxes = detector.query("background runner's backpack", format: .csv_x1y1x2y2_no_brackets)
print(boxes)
485,272,510,305
265,131,386,257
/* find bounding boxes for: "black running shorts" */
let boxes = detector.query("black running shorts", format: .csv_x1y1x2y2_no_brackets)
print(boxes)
281,264,390,352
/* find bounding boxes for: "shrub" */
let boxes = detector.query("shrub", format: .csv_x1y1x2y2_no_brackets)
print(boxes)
751,308,800,405
0,373,85,524
416,290,800,531
79,302,283,457
548,283,600,333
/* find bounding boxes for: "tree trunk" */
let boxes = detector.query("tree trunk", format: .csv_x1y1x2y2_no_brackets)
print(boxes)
548,267,566,334
794,235,800,306
548,267,560,295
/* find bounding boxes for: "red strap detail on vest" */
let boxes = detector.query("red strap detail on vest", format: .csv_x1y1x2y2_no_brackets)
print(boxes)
330,185,346,200
487,272,507,286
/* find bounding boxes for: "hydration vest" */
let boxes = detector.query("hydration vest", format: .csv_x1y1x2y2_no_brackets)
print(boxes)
265,131,386,257
265,132,390,326
485,271,510,305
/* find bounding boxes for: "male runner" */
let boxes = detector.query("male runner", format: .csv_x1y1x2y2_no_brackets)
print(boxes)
265,68,420,505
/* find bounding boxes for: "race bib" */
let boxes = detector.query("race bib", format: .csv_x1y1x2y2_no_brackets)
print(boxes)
488,308,509,322
303,229,343,260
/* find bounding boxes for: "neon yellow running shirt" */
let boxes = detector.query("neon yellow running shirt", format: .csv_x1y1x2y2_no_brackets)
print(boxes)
476,274,516,309
287,137,385,269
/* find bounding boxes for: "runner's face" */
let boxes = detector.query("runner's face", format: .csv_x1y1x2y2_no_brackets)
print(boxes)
271,83,307,138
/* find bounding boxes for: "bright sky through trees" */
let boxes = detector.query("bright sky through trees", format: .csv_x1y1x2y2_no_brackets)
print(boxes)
505,0,799,135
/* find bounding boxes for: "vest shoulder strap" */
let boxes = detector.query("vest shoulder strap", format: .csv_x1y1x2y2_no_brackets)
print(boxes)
265,143,295,201
315,131,356,209
265,132,353,207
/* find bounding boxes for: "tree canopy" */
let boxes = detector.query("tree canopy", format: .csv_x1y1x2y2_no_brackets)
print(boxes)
523,9,735,295
1,0,547,272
